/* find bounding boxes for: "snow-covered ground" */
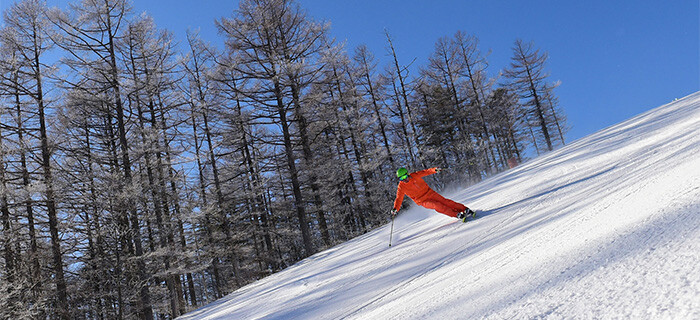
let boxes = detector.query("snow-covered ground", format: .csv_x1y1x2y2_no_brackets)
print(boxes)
179,92,700,320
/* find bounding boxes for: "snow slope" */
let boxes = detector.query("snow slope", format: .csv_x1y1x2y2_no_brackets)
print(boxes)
179,93,700,320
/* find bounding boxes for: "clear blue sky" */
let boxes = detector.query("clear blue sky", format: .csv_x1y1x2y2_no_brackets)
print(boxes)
23,0,700,142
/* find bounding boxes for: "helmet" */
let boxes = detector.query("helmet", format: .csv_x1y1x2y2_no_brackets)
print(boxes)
396,167,408,180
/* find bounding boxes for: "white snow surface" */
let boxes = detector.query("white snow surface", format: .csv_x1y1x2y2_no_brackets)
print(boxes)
179,93,700,320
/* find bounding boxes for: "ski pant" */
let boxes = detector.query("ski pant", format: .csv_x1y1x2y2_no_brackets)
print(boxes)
416,191,467,218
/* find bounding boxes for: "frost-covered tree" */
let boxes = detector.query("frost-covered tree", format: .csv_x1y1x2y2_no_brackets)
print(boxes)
503,39,567,152
383,30,425,168
0,0,68,318
181,29,230,300
417,31,500,181
216,0,330,257
453,31,500,173
486,87,527,164
353,44,396,167
123,14,190,317
50,0,155,318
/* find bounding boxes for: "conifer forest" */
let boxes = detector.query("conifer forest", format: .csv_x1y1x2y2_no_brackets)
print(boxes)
0,0,566,318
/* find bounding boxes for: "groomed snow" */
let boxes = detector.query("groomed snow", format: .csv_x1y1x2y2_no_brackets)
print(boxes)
179,92,700,319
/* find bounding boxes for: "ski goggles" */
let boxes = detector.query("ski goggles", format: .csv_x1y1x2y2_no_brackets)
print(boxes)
399,174,409,181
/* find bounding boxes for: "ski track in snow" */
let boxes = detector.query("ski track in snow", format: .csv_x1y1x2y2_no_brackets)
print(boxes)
179,92,700,320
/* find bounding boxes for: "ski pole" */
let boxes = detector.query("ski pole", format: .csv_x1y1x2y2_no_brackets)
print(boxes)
389,214,395,247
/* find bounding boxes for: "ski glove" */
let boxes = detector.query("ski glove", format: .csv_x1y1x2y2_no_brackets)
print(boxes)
435,167,443,173
391,209,398,217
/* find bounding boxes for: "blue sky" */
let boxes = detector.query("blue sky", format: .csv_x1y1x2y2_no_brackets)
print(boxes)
26,0,700,142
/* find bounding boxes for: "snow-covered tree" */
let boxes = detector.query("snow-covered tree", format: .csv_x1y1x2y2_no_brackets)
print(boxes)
216,0,330,258
0,0,68,318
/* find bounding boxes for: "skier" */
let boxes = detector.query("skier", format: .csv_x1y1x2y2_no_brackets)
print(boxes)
392,167,475,222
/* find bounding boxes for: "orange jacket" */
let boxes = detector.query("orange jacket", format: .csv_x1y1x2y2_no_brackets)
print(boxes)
393,167,439,211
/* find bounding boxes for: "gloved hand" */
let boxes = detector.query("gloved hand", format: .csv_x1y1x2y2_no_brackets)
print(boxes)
391,209,398,217
435,167,443,173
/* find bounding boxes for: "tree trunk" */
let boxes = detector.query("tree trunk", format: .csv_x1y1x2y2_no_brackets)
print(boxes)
13,86,42,298
356,49,395,166
0,127,14,284
107,17,153,319
274,80,315,257
154,95,186,315
190,104,225,297
231,81,274,262
34,43,69,319
390,77,417,165
387,31,425,167
332,70,373,228
185,40,225,297
288,79,330,246
524,62,552,151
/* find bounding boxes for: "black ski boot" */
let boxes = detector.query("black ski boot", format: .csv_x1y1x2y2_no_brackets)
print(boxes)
457,208,476,222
